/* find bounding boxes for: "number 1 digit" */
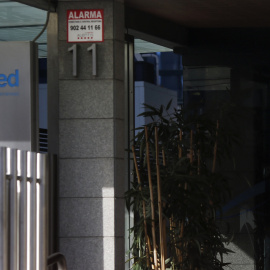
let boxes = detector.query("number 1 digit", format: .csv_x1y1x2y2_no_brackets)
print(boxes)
87,44,97,76
68,44,77,77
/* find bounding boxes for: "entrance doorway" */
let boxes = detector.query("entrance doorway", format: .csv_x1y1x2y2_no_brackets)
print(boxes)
125,34,270,270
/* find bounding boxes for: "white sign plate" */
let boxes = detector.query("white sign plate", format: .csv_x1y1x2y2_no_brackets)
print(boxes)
0,41,38,151
67,9,104,43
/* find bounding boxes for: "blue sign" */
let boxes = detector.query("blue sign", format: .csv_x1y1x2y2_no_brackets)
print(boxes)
0,70,19,87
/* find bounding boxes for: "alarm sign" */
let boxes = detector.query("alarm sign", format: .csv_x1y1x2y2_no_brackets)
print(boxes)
67,9,104,42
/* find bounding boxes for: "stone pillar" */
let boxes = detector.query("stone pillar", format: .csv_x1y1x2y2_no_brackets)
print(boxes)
56,1,125,269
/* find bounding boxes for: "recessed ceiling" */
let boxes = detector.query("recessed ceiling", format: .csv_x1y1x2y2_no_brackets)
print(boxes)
125,0,270,28
12,0,270,28
2,0,270,59
0,0,47,57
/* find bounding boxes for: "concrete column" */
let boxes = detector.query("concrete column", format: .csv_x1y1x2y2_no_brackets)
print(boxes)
56,1,125,269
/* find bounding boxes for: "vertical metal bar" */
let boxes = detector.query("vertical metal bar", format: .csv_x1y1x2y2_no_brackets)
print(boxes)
9,149,18,270
18,150,28,270
31,41,40,153
0,147,8,270
47,12,59,155
49,155,57,256
28,152,37,270
38,153,49,270
124,35,135,270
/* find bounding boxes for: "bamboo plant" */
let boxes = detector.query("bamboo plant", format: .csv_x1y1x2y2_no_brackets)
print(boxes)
126,101,234,270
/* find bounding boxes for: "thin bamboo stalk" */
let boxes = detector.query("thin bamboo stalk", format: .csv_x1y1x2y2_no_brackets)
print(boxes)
179,218,185,264
161,146,167,263
162,218,167,263
197,124,201,175
178,129,185,263
197,149,201,175
162,147,166,166
178,130,183,159
190,130,193,164
212,120,219,173
132,145,151,268
147,236,155,269
145,126,158,270
170,218,181,262
177,129,183,262
179,130,194,265
155,127,165,270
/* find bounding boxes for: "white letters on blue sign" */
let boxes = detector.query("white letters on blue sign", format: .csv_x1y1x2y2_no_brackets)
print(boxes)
0,70,19,87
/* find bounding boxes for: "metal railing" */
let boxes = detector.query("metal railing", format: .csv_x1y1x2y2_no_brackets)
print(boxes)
39,129,48,153
0,147,66,270
47,253,67,270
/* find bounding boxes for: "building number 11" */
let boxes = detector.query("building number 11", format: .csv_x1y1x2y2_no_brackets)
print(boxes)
68,44,97,77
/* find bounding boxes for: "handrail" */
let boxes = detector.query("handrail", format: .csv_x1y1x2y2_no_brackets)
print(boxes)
47,252,68,270
0,147,63,270
0,148,50,270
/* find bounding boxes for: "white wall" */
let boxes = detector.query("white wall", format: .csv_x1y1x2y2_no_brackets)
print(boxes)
135,81,178,129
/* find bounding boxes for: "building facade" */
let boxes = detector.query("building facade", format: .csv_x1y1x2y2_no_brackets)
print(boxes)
2,0,270,269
